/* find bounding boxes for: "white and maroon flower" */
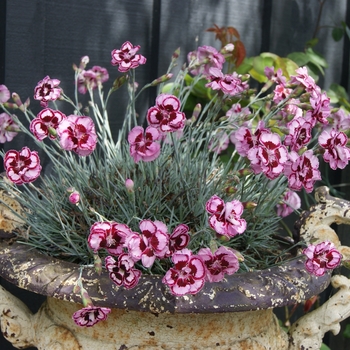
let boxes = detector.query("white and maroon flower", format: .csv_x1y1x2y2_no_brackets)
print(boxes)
128,126,161,163
146,94,186,133
247,131,288,179
188,45,225,77
318,129,350,170
78,66,109,94
4,147,42,185
276,190,301,217
167,224,190,256
30,108,66,141
162,248,206,296
309,89,331,125
284,117,313,152
330,108,350,131
206,195,246,238
105,254,142,289
198,246,239,282
303,241,342,276
230,121,269,157
206,68,249,96
0,113,19,143
289,66,317,92
111,41,146,72
126,220,169,268
284,150,321,193
33,75,61,108
57,115,97,156
0,84,10,103
88,221,132,256
72,306,111,327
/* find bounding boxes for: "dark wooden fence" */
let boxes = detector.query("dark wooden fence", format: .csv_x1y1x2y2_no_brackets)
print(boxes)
1,1,350,349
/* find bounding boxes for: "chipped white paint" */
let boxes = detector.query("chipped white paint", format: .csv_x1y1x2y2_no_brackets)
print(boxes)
0,290,289,349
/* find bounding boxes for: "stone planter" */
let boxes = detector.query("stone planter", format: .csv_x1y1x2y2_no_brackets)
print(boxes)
1,186,350,349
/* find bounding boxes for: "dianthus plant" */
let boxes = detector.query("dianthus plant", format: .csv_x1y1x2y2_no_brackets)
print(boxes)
0,41,346,326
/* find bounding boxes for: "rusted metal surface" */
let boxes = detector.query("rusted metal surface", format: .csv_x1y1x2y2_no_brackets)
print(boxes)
0,240,331,314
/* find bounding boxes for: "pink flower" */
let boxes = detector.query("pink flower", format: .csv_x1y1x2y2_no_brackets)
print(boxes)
230,121,269,157
309,89,331,125
0,113,19,143
330,109,350,131
105,254,142,289
198,246,239,282
318,129,350,170
33,75,61,108
111,41,146,72
225,103,251,121
162,248,206,296
30,108,66,141
264,67,287,85
276,190,301,217
72,306,111,327
284,150,321,193
57,115,97,156
289,66,317,92
4,147,42,185
88,221,132,256
69,191,80,205
303,241,342,276
208,131,230,154
126,220,169,268
206,68,249,96
0,85,11,103
78,66,109,94
247,131,288,179
146,94,186,133
284,117,313,152
273,84,293,104
167,224,190,256
188,45,225,77
206,195,246,238
128,126,161,163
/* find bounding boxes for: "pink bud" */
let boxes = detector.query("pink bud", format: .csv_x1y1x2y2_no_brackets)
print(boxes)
79,56,90,70
221,43,234,53
69,191,80,205
125,179,134,193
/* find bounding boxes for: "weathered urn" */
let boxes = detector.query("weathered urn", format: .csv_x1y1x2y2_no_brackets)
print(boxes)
1,186,350,350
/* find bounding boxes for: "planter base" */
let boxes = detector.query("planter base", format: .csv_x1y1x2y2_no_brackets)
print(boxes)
0,286,289,349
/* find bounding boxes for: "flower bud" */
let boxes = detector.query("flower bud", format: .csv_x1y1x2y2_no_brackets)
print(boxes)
80,287,94,308
69,191,80,205
11,92,26,112
225,186,237,194
93,254,102,275
112,75,128,91
150,73,173,86
242,201,258,210
125,179,134,193
172,47,181,62
235,168,253,177
79,56,90,70
221,43,234,53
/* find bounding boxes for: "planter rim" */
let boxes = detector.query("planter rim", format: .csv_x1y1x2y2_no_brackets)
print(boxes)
0,240,331,313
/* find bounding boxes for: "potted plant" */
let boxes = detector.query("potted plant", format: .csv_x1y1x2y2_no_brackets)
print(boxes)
1,40,350,349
